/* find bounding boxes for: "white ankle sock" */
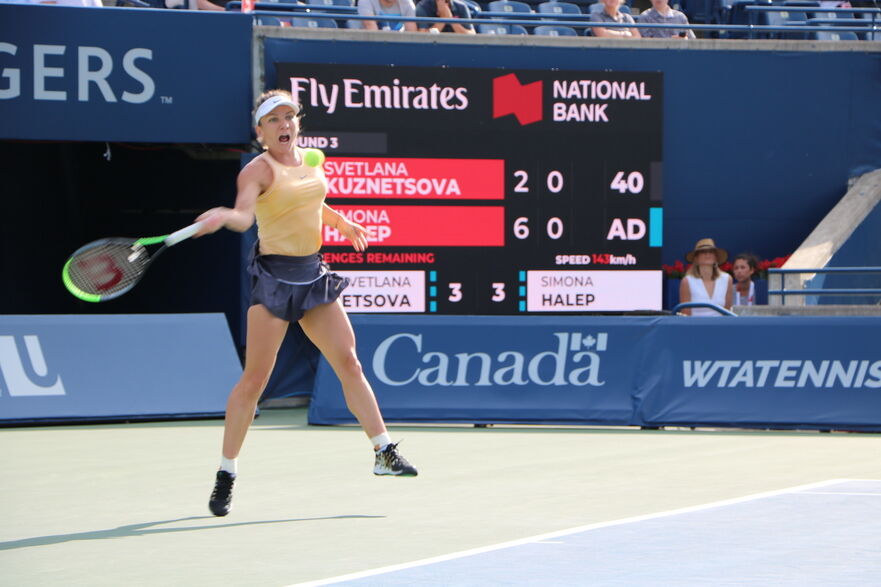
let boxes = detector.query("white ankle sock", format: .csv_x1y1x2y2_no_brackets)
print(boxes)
371,433,392,451
220,456,237,475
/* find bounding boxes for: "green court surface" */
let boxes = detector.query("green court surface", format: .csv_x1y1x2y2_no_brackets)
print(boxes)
2,408,879,586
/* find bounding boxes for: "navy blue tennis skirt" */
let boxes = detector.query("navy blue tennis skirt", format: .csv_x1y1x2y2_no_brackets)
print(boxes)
248,244,349,322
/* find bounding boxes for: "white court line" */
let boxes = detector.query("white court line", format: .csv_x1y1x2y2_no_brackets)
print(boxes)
288,478,872,587
799,491,881,497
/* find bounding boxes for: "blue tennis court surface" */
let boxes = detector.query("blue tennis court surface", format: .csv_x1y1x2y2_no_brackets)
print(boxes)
295,479,881,586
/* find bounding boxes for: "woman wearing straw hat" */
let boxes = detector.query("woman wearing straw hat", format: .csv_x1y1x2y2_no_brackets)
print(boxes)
679,238,733,316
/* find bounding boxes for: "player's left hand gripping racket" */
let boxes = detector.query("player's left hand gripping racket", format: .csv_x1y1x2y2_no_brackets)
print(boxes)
61,222,205,302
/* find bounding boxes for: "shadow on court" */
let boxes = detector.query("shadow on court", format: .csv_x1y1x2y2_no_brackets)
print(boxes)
0,514,386,552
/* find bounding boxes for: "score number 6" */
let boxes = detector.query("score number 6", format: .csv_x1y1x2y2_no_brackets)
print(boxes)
513,217,564,240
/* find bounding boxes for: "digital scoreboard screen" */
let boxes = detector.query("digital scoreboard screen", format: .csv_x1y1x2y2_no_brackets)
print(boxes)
276,63,663,314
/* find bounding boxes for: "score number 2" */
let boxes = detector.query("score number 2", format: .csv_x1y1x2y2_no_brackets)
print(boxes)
513,170,564,194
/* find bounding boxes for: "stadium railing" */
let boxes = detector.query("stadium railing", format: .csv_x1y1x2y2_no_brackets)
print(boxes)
768,267,881,305
227,1,880,38
744,5,880,40
671,302,738,316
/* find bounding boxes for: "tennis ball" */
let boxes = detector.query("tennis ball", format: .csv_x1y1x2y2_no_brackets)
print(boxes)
304,148,325,167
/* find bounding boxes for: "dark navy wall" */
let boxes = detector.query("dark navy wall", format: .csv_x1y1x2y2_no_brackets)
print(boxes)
0,5,252,143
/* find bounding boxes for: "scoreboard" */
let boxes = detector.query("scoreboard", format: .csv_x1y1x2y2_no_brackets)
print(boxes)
276,63,663,314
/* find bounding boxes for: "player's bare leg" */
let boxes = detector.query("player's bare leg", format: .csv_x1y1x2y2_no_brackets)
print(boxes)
210,304,289,516
300,300,417,476
299,299,385,437
223,304,289,458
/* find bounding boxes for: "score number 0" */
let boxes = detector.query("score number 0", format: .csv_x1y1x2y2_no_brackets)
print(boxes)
513,169,566,240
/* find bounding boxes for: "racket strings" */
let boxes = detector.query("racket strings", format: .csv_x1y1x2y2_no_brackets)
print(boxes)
66,241,150,296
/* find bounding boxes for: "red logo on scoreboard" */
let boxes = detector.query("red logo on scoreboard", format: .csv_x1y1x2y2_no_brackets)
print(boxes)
492,74,543,126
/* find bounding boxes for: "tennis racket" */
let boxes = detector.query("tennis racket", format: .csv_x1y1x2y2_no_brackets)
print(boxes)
61,222,204,302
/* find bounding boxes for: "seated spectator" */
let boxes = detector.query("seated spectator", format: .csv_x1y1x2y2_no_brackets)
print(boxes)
590,0,641,38
637,0,695,38
414,0,476,33
193,0,292,10
731,253,759,306
193,0,229,10
12,0,102,5
679,238,733,316
354,0,418,31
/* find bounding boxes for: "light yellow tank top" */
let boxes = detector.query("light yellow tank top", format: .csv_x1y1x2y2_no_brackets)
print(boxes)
255,150,327,257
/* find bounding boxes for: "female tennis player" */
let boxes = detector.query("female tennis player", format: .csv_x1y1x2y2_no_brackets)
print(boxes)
196,90,417,517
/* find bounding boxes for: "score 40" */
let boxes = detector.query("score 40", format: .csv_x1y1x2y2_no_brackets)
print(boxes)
610,171,645,194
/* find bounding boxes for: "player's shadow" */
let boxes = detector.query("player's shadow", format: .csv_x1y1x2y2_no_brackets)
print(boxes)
0,514,385,551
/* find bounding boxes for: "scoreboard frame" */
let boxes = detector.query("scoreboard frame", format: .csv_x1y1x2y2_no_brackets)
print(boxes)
274,63,664,314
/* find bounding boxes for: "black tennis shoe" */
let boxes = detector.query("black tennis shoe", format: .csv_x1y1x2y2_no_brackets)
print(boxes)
209,470,236,517
374,442,418,477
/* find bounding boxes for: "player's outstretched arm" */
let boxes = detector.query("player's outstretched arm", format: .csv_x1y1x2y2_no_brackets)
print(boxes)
195,159,267,236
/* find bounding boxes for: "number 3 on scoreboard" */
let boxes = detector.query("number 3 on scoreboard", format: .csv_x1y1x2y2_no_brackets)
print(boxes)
448,283,463,302
491,283,506,302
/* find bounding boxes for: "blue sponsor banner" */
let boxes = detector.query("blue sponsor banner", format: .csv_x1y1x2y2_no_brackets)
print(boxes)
636,317,881,430
309,315,881,431
0,5,252,143
0,314,241,424
309,315,655,426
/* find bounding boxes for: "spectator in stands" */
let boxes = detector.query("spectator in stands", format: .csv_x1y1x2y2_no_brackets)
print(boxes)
192,0,229,10
590,0,641,37
637,0,695,38
193,0,282,10
731,252,759,306
10,0,102,5
415,0,476,33
679,238,733,316
354,0,418,31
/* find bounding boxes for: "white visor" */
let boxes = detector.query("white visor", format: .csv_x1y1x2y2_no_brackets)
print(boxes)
254,95,300,125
